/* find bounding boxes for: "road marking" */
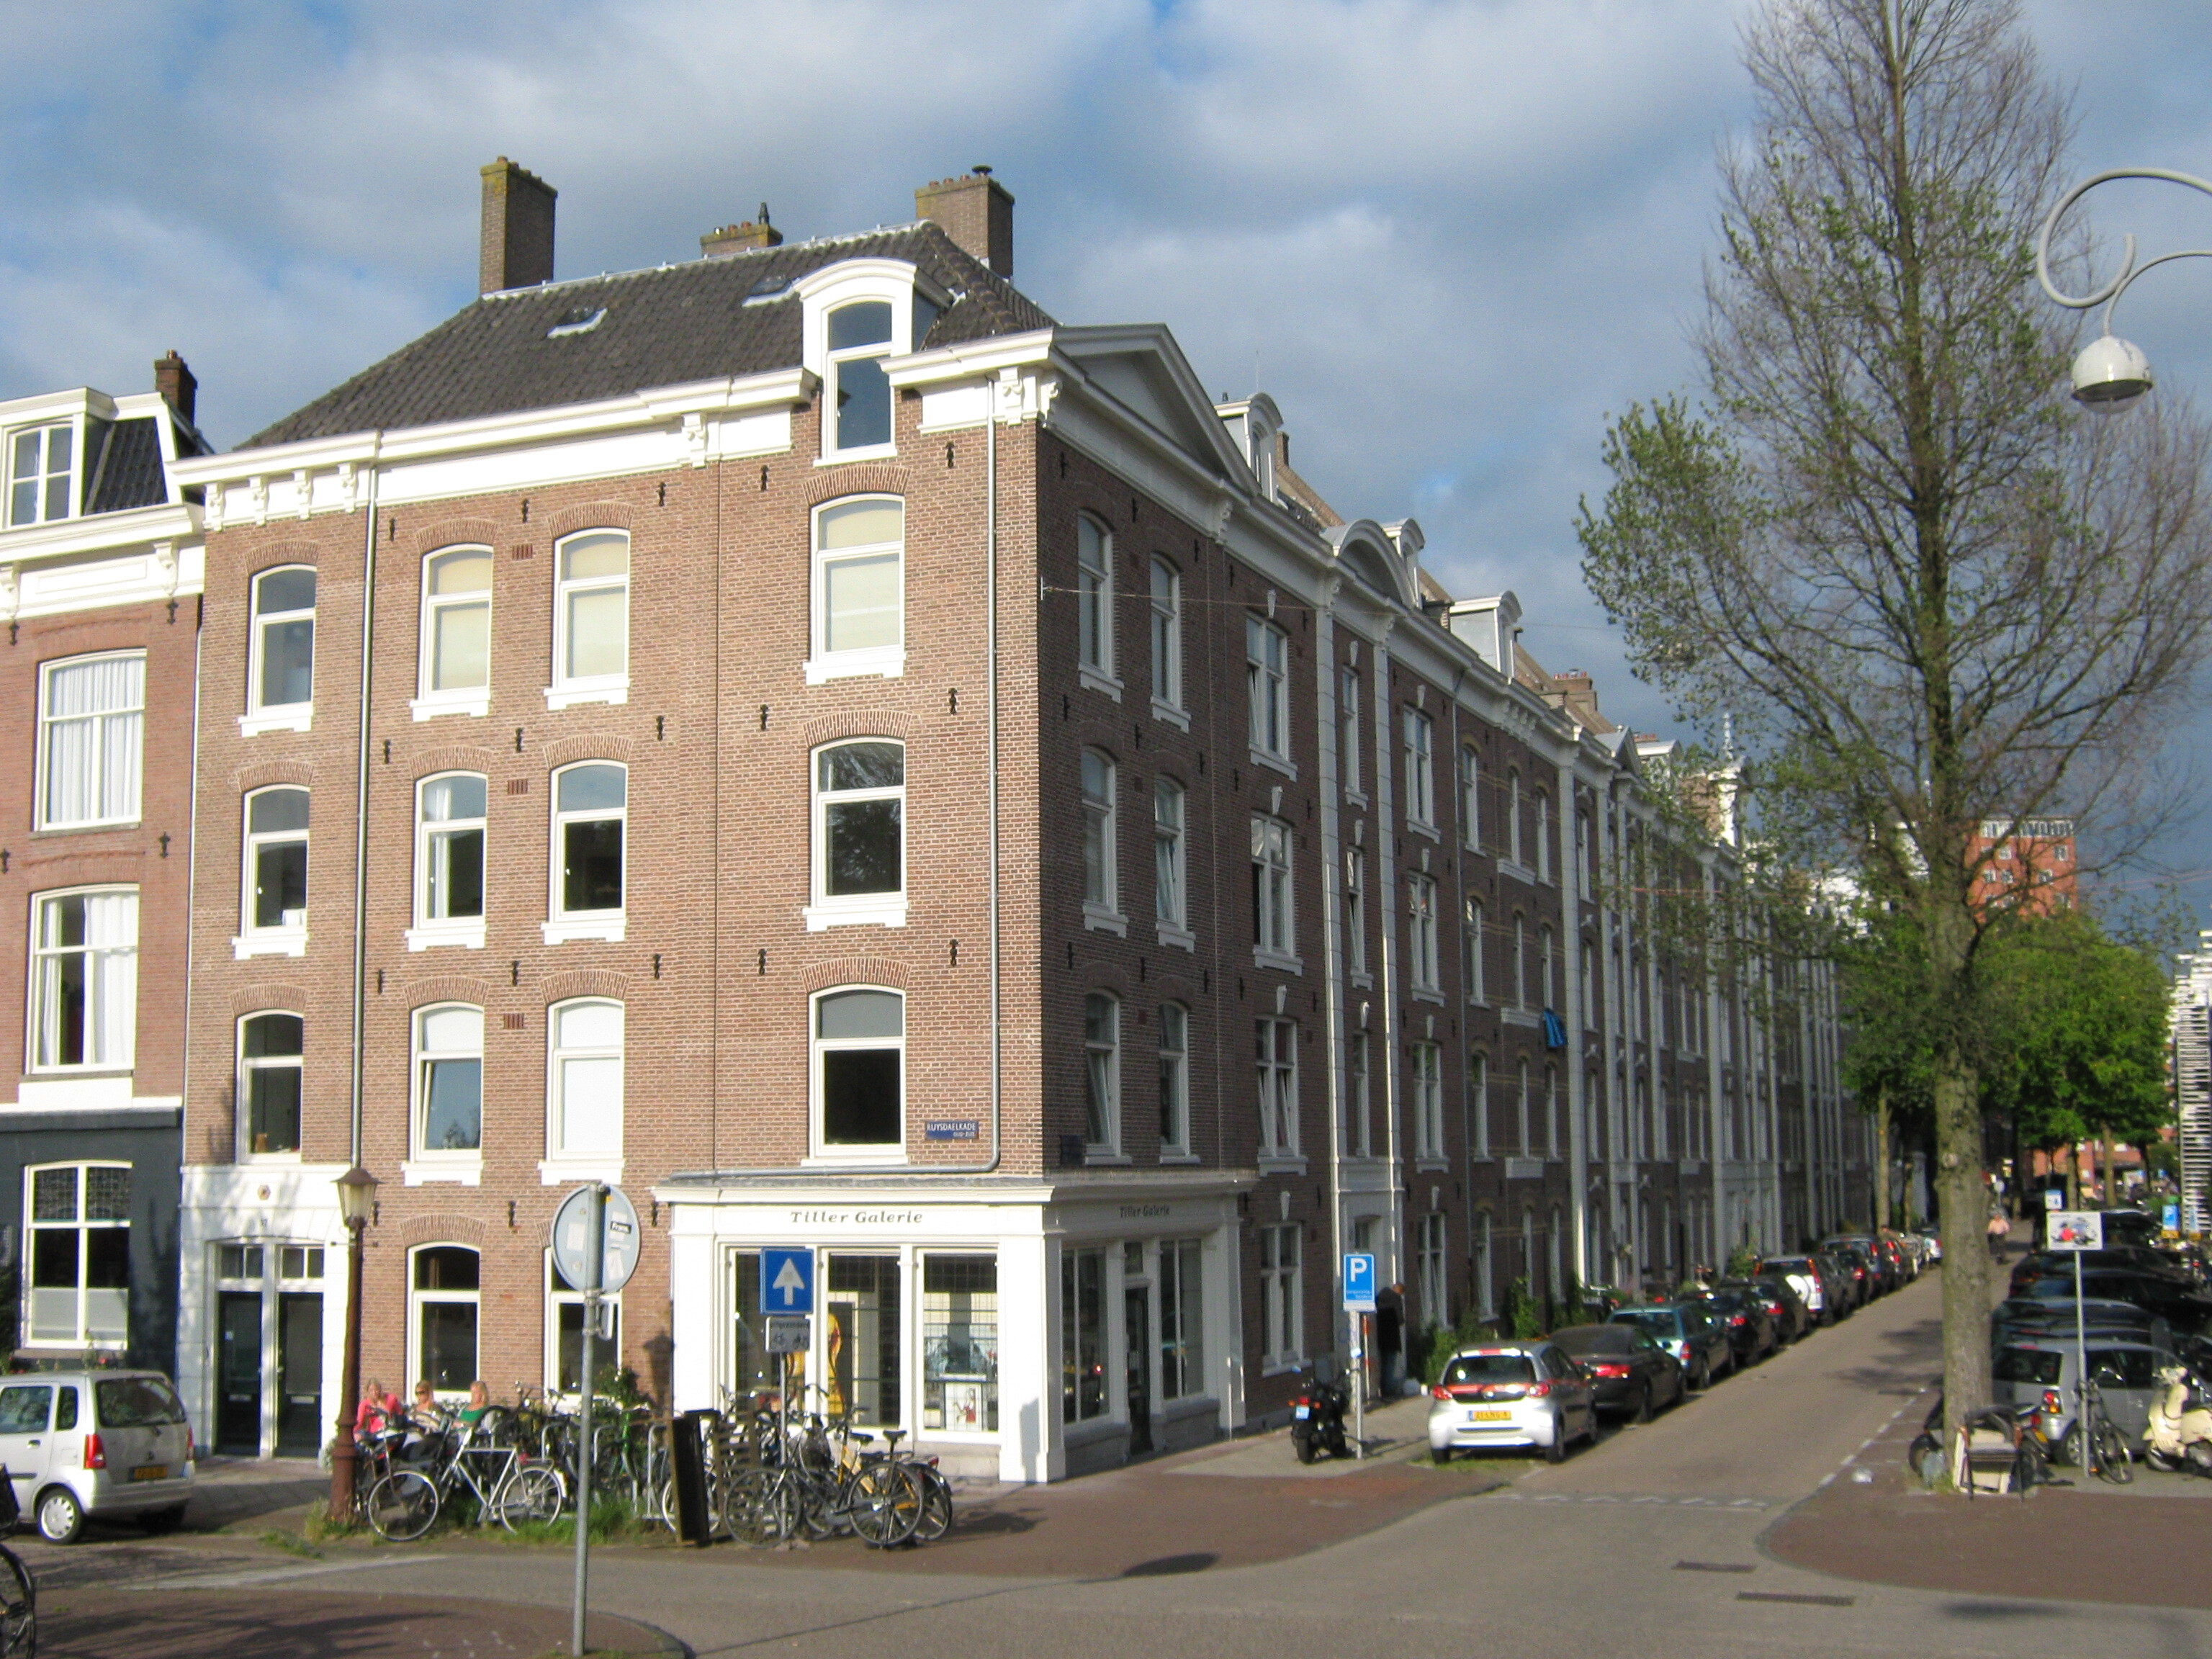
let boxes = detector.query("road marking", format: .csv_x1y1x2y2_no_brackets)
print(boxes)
1497,1492,1771,1509
1737,1590,1856,1607
1675,1560,1756,1573
123,1554,445,1591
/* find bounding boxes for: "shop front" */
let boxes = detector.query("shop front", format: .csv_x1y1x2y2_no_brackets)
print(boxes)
657,1172,1251,1483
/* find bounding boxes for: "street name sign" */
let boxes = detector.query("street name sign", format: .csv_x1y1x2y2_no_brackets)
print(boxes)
552,1183,641,1293
761,1246,815,1314
1343,1251,1377,1311
766,1315,811,1354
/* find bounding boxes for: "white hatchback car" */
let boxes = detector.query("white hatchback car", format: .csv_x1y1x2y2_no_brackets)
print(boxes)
0,1370,194,1542
1426,1341,1599,1464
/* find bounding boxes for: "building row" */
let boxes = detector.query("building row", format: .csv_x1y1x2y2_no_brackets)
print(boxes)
0,161,1869,1478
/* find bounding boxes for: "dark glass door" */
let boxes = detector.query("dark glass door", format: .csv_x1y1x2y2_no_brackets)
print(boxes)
276,1292,324,1456
1125,1285,1153,1457
217,1292,263,1455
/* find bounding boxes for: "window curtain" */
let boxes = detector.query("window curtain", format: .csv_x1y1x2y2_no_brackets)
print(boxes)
44,657,143,824
86,891,137,1066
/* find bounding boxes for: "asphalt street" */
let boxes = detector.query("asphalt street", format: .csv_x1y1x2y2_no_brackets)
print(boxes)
68,1265,2212,1658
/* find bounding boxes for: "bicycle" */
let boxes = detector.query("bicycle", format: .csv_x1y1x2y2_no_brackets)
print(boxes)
878,1429,953,1545
723,1392,920,1548
2077,1377,2135,1486
366,1410,566,1540
0,1471,35,1656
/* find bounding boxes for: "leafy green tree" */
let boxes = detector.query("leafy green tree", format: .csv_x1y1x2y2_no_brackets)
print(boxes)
1575,0,2212,1452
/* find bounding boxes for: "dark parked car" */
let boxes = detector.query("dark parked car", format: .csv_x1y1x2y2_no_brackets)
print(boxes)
1725,1274,1810,1342
1609,1302,1734,1390
1827,1241,1886,1300
1551,1323,1686,1421
1758,1255,1835,1326
2009,1248,2193,1298
2014,1269,2212,1335
1703,1287,1779,1366
1831,1236,1896,1295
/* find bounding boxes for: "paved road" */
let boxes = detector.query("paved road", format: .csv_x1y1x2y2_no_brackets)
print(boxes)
62,1264,2208,1658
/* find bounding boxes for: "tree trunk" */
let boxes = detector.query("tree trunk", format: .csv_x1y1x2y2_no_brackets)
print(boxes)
1933,1053,1990,1457
1874,1090,1892,1233
2066,1142,2080,1209
2101,1128,2117,1208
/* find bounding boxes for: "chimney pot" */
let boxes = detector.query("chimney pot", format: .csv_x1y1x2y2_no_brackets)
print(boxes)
701,208,784,258
914,168,1014,277
479,157,557,295
153,351,197,426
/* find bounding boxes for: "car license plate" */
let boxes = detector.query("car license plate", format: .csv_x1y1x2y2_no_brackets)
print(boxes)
131,1465,168,1483
1471,1410,1511,1421
1294,1405,1310,1419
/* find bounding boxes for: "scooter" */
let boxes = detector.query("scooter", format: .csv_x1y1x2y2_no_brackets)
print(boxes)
2142,1364,2212,1475
1289,1354,1352,1464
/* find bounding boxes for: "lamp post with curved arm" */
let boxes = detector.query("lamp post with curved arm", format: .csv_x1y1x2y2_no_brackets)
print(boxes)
2037,167,2212,412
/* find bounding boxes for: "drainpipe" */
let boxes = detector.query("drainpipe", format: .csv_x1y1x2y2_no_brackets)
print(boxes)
349,450,382,1169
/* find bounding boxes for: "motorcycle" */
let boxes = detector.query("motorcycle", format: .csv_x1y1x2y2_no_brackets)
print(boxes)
1289,1354,1352,1464
2142,1364,2212,1475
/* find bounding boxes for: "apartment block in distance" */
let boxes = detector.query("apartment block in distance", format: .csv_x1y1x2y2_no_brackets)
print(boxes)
167,161,1864,1477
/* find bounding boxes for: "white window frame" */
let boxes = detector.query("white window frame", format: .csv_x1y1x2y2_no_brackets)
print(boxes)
1344,847,1368,981
796,258,942,462
1083,992,1121,1156
36,651,144,830
1260,1223,1303,1370
1539,924,1556,1011
28,886,137,1074
1154,775,1191,948
1148,556,1184,721
810,985,907,1164
543,997,624,1184
1469,1051,1490,1159
545,1249,623,1398
1252,817,1298,970
412,546,493,721
1082,749,1123,932
824,302,898,458
1407,874,1440,994
237,1011,305,1161
408,1244,481,1395
1517,1058,1532,1157
235,786,310,959
1403,709,1436,830
1158,1002,1191,1158
806,740,905,932
1346,1028,1371,1157
241,565,316,734
1246,616,1291,769
1508,769,1524,866
1514,912,1528,1010
545,762,627,944
806,495,905,684
1256,1015,1299,1159
547,529,630,710
1411,1040,1444,1160
1159,1238,1206,1401
1076,514,1118,696
409,1003,485,1182
1536,791,1552,882
23,1162,128,1349
1337,662,1364,800
6,421,77,528
1547,1064,1561,1159
1461,746,1482,852
408,773,487,952
1416,1212,1447,1331
1466,898,1486,1004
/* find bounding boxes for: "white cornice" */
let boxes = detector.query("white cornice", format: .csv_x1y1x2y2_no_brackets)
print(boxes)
0,501,199,567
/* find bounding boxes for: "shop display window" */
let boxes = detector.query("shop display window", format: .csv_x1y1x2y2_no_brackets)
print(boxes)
1061,1247,1107,1423
921,1255,998,1434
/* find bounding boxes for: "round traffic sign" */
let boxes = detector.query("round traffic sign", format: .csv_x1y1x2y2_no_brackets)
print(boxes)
551,1183,642,1293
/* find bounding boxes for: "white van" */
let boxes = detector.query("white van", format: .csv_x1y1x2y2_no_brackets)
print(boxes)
0,1370,194,1542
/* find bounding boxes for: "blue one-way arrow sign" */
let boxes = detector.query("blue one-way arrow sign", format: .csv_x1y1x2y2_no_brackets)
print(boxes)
761,1247,814,1315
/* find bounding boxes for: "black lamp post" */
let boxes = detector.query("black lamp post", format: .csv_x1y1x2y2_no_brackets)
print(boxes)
328,1164,379,1524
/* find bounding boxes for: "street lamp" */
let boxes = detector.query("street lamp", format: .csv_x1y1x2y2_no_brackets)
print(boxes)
2036,166,2212,413
328,1164,379,1524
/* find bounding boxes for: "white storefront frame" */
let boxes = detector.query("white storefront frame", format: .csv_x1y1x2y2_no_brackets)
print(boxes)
656,1176,1249,1484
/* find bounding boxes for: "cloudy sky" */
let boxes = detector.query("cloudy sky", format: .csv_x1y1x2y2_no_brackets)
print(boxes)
5,1,2210,902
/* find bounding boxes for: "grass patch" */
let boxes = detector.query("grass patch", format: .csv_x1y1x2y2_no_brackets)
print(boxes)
258,1527,323,1560
499,1495,648,1547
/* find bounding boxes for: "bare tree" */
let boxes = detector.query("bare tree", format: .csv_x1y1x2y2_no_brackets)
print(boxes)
1576,0,2212,1455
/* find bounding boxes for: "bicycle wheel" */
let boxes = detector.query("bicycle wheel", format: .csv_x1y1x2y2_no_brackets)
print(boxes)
2096,1424,2135,1485
910,1465,953,1545
846,1462,923,1549
0,1542,35,1658
366,1470,440,1542
496,1465,568,1530
724,1467,798,1545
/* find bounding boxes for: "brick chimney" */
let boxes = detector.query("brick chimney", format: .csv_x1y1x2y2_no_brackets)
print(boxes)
915,167,1013,277
153,351,197,425
480,157,557,295
701,204,784,258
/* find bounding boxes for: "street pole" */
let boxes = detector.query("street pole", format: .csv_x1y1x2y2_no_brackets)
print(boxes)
1352,1312,1366,1460
328,1213,367,1524
2074,1246,2089,1478
571,1182,605,1658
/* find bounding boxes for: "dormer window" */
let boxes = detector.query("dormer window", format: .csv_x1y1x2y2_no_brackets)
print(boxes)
9,424,73,526
827,302,894,452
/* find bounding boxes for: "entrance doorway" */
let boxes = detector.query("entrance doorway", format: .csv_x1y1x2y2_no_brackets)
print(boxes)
216,1292,261,1455
276,1292,325,1455
1124,1283,1153,1457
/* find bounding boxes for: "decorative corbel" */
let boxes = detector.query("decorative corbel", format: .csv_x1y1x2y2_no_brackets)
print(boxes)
248,475,269,527
151,541,178,598
682,410,709,469
337,461,358,514
993,367,1025,426
0,564,16,625
292,468,313,520
202,480,225,531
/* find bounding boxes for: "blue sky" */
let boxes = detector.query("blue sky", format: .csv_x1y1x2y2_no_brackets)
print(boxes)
5,0,2211,911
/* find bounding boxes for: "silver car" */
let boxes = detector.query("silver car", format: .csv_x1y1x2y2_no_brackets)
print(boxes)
0,1370,194,1542
1426,1341,1599,1464
1992,1340,2164,1462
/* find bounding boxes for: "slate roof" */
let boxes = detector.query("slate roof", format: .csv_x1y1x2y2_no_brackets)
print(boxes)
85,418,169,513
248,222,1056,450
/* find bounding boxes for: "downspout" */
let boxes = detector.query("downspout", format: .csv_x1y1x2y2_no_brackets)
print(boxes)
350,449,381,1169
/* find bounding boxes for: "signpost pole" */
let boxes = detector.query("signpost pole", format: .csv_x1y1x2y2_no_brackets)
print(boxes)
1352,1314,1366,1461
2074,1244,2089,1477
571,1182,606,1658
